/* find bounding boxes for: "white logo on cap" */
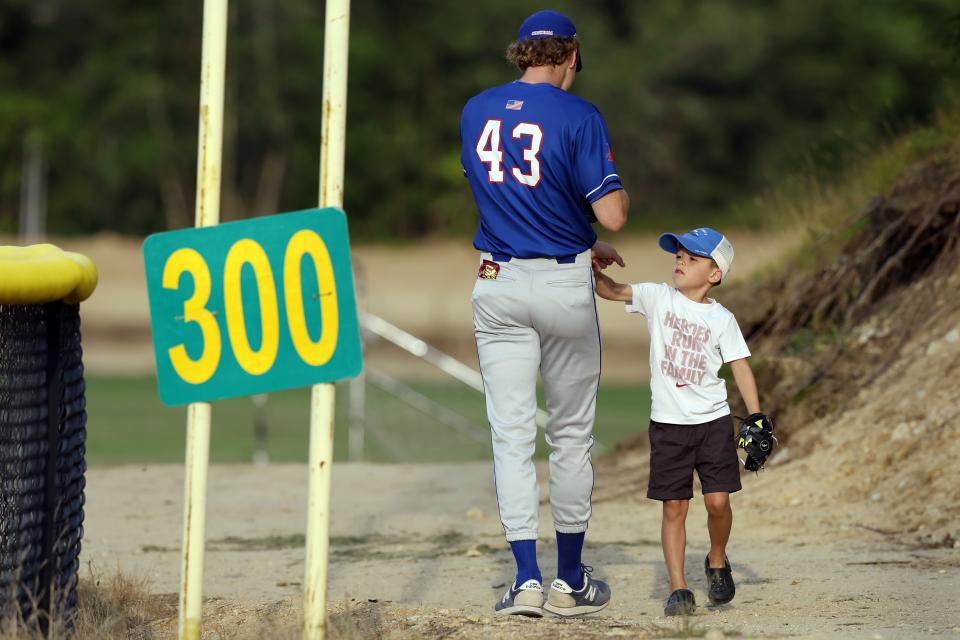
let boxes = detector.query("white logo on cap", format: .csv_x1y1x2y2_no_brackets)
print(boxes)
531,30,554,35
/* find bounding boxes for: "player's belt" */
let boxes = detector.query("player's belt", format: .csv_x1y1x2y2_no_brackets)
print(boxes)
491,252,577,264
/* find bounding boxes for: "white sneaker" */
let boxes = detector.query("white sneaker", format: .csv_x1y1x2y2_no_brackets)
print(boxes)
543,567,611,617
494,579,544,617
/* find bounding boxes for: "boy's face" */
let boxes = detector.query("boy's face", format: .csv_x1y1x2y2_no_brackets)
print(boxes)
672,248,722,289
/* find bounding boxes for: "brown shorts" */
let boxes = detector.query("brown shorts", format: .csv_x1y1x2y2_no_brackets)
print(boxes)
647,415,742,501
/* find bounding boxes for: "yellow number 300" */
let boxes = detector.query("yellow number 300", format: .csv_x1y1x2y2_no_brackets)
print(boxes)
162,231,339,384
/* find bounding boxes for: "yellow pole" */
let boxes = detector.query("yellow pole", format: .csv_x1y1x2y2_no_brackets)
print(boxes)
304,0,350,637
179,0,227,638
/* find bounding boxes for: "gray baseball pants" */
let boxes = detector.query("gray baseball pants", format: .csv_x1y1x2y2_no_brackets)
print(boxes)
472,250,600,542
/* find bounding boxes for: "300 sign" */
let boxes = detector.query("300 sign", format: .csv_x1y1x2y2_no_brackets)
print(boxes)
144,208,362,406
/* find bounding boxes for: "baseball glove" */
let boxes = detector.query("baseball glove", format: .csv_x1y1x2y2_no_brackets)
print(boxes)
736,413,776,472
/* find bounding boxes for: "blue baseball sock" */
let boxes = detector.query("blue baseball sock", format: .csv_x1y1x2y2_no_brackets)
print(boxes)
556,531,585,588
509,539,542,586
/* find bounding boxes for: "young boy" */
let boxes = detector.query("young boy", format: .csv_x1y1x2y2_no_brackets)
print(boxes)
593,227,762,616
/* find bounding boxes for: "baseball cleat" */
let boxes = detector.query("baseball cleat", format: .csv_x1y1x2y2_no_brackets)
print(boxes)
664,588,697,616
542,565,610,617
494,579,544,617
705,555,736,605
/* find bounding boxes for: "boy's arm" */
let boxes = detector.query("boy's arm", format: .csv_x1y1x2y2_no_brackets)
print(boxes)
729,358,761,414
593,267,632,301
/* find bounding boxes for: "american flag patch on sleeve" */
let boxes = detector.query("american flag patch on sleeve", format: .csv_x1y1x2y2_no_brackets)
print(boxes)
505,99,524,111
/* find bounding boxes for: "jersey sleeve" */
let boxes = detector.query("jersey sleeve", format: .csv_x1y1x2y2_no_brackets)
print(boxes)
718,313,751,363
625,283,663,316
574,112,623,204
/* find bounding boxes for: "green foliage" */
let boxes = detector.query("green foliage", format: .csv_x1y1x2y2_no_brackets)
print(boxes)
0,0,958,237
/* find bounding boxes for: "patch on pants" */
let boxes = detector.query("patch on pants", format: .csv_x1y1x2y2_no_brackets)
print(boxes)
478,260,501,280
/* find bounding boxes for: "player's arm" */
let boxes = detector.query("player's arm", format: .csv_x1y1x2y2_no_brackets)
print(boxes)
591,188,629,232
730,358,761,414
592,266,632,301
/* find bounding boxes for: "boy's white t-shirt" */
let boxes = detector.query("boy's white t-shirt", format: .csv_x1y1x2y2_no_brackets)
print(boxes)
626,283,751,425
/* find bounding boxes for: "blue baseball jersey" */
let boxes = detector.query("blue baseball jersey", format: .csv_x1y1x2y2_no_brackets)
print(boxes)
461,81,622,258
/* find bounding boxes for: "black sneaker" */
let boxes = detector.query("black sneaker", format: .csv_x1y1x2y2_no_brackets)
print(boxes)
704,555,736,605
664,588,696,616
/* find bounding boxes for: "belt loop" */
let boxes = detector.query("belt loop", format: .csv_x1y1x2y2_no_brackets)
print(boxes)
491,252,512,263
555,254,577,264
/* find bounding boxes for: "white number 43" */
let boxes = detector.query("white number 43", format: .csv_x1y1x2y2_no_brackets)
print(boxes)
476,119,542,187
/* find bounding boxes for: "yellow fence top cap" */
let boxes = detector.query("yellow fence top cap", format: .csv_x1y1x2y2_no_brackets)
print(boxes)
0,243,99,304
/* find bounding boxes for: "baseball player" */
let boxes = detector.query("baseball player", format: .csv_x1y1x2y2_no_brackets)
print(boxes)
460,10,629,617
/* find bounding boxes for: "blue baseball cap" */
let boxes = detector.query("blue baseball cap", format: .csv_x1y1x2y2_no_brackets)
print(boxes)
518,10,582,72
658,227,736,280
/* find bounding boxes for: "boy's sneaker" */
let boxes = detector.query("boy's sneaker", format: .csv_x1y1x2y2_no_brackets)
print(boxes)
542,565,611,617
494,579,544,617
704,555,736,605
664,588,696,616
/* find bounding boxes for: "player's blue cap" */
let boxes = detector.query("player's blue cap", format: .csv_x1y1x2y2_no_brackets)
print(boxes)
659,227,736,280
518,10,583,72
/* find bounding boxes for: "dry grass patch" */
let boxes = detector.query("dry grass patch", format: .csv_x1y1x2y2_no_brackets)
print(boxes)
0,570,172,639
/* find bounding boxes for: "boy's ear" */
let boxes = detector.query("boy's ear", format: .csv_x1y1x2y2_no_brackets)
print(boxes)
708,264,723,285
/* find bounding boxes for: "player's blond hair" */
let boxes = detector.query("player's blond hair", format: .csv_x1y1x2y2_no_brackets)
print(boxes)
505,36,579,71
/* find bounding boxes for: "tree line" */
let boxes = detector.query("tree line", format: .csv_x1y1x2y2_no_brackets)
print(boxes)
1,0,958,239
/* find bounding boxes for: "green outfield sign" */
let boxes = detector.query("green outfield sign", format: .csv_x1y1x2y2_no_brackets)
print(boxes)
143,207,363,406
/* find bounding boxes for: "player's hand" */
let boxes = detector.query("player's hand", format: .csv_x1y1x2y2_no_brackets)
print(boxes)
591,240,625,271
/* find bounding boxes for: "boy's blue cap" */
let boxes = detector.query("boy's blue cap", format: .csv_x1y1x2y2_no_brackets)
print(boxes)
518,10,582,72
658,227,735,280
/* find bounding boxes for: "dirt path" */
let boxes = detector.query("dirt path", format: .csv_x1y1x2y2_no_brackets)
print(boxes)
82,462,959,638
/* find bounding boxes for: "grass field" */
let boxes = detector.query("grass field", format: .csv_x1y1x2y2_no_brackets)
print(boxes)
84,376,650,465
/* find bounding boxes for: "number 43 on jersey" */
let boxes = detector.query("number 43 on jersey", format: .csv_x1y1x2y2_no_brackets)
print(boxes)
476,119,543,187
